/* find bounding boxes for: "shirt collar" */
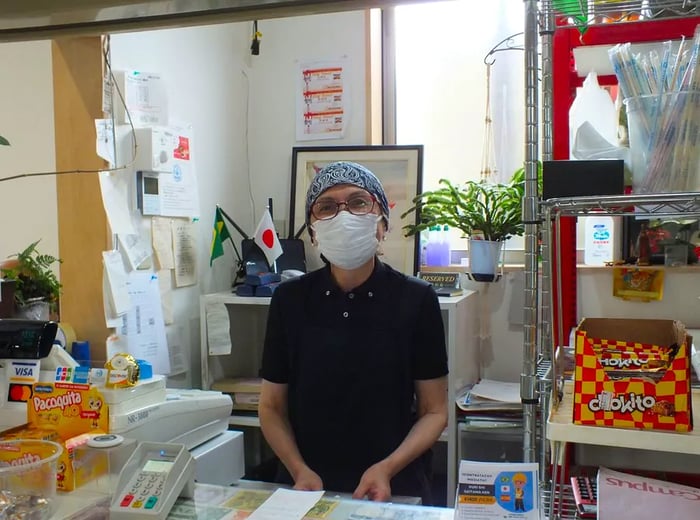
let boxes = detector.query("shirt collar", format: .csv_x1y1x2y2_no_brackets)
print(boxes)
318,259,386,298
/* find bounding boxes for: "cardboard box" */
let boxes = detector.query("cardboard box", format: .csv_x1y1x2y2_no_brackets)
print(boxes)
1,382,111,491
56,431,109,492
212,378,261,412
573,318,693,432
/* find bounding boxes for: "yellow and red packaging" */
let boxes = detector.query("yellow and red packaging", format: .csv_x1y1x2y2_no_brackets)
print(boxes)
3,382,111,491
573,318,693,432
27,382,109,439
55,430,109,491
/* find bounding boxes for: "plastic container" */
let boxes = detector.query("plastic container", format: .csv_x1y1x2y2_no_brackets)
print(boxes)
438,225,451,266
625,90,700,193
583,215,621,266
0,439,63,519
569,72,617,159
425,226,441,266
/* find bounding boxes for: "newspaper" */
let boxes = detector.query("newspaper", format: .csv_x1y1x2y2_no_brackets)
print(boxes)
454,460,539,519
598,466,700,520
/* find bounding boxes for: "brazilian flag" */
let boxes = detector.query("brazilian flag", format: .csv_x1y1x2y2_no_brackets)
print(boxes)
210,207,231,266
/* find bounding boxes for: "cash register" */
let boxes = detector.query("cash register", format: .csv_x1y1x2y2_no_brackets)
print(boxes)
0,319,244,488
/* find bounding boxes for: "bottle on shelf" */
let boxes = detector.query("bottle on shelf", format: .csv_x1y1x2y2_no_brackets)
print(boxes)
425,226,440,267
636,222,651,266
438,225,451,266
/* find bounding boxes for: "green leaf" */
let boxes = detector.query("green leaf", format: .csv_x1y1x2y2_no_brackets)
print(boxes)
0,135,9,146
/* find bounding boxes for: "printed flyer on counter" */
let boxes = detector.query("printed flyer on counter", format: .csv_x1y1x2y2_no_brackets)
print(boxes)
455,460,539,520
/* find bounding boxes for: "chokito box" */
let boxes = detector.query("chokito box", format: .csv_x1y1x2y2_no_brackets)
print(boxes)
573,318,693,432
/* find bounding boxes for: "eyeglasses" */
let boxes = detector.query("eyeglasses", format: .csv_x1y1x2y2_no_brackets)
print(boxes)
311,195,376,220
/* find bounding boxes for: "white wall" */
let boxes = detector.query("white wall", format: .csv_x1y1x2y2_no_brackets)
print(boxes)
108,11,368,387
0,40,57,263
246,12,369,237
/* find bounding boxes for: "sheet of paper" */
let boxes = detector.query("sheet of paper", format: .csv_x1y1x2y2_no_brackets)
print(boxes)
205,298,232,356
151,217,175,270
455,461,539,519
118,232,152,271
246,488,323,520
157,269,174,325
99,171,137,235
102,265,124,329
470,379,521,403
166,325,187,376
296,58,349,141
119,271,171,375
102,250,130,316
172,218,197,287
124,70,167,127
95,119,115,165
160,159,201,218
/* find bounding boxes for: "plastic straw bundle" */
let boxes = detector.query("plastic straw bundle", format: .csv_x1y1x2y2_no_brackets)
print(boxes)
609,25,700,193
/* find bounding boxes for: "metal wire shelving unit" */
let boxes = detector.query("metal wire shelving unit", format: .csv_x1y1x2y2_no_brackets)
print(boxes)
523,2,700,518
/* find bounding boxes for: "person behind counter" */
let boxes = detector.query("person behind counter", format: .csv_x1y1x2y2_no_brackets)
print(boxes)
258,161,448,505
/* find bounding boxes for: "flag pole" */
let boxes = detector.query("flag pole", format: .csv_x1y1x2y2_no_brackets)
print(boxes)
216,205,245,265
267,198,279,274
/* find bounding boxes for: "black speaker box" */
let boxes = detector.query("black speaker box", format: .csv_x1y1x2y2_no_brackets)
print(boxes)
542,159,625,200
241,238,306,274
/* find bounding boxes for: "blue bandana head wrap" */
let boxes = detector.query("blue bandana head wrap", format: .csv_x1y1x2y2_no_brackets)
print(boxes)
305,161,389,227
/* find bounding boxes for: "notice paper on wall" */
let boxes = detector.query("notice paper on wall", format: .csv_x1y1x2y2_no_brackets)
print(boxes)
123,70,167,127
118,270,171,375
205,297,232,356
296,58,349,141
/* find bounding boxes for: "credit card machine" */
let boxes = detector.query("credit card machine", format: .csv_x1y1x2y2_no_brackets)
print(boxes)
109,442,194,520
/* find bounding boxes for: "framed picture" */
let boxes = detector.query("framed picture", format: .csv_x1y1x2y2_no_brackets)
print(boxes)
289,145,424,275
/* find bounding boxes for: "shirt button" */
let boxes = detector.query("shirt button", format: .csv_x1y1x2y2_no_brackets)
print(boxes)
343,311,349,318
325,290,330,296
368,291,373,298
348,293,355,299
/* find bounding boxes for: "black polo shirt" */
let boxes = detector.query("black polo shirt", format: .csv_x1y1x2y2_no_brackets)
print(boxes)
261,261,448,502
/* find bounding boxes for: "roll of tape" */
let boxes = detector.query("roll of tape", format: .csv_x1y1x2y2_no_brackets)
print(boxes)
56,322,77,350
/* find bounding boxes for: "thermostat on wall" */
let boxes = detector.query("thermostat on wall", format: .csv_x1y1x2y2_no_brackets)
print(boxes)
136,170,161,216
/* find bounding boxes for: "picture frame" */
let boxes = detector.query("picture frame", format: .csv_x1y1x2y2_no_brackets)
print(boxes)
289,145,424,275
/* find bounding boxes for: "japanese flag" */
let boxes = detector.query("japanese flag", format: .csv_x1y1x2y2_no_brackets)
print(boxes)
254,209,284,267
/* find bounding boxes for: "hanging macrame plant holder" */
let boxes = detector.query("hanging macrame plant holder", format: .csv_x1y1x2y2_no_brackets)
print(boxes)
469,62,504,283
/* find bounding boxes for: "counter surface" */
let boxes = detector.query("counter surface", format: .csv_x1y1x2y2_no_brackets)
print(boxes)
57,480,454,520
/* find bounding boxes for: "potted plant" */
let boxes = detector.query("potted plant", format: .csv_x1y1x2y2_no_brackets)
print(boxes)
401,166,538,281
0,240,62,320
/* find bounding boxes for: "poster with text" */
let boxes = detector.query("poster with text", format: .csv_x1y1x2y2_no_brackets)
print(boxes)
296,58,349,141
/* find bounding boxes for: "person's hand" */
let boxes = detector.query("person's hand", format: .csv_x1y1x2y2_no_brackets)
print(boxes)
292,466,323,491
353,463,392,502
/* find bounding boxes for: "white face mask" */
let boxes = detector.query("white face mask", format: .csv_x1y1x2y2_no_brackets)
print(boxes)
311,212,381,270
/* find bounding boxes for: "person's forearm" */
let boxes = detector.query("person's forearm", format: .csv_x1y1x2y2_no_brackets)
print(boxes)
258,403,309,479
378,409,447,478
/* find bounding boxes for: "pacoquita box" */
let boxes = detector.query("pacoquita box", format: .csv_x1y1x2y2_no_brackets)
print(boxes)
573,318,693,432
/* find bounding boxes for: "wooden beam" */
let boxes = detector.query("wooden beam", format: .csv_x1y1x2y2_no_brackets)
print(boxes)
52,37,110,363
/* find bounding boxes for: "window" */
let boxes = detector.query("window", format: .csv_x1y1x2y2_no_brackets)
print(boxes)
387,0,526,254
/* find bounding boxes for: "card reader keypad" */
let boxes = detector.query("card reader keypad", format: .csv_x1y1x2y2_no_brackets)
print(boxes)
116,471,166,510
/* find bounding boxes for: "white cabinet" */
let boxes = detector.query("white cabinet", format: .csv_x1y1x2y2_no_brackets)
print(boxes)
199,290,479,506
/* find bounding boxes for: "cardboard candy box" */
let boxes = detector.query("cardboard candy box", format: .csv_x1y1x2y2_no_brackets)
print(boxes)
573,318,693,432
0,382,110,491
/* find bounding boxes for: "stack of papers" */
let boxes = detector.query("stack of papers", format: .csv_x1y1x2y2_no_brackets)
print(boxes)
456,379,522,412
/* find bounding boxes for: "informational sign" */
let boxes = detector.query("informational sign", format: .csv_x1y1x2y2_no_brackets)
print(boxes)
296,58,349,141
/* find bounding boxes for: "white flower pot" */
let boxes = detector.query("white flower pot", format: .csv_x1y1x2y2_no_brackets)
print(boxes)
468,239,504,282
